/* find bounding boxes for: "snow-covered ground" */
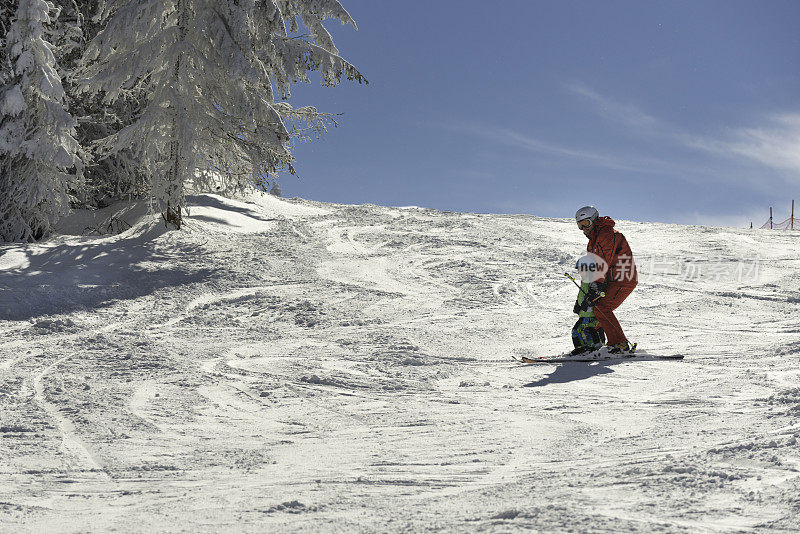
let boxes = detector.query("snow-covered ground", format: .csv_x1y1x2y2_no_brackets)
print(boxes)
1,193,799,532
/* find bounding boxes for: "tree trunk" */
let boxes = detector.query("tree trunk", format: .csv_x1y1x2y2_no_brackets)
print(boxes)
164,0,187,229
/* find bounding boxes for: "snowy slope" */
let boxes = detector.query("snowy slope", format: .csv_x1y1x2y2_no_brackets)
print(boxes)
1,193,799,532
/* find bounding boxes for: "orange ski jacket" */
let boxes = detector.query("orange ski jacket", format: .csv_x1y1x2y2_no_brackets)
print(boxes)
586,216,638,284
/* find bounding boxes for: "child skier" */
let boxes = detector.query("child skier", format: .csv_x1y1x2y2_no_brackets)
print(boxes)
571,257,606,356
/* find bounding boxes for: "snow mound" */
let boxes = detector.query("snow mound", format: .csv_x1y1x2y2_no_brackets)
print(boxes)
184,193,329,233
241,191,330,219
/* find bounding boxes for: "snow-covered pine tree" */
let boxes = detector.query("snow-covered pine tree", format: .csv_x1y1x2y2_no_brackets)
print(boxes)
77,0,364,229
0,0,85,242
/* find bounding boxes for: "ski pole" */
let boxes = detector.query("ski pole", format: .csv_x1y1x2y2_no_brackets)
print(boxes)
564,272,605,303
564,272,582,291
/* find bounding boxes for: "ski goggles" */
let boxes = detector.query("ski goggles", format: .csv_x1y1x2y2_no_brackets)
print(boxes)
577,219,593,230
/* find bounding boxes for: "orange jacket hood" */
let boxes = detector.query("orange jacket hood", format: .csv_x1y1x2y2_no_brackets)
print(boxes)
594,216,615,231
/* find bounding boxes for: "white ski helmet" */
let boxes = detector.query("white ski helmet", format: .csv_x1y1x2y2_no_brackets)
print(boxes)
575,206,599,230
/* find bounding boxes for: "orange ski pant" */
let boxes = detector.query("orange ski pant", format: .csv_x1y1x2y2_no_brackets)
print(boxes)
593,281,637,346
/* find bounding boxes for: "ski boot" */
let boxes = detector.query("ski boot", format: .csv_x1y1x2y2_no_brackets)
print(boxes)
570,343,603,356
607,341,634,355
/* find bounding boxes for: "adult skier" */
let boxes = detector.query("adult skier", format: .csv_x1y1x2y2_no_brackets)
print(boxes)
575,206,638,354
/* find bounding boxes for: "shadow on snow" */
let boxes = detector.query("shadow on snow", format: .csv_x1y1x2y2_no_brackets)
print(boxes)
0,222,218,322
522,360,626,387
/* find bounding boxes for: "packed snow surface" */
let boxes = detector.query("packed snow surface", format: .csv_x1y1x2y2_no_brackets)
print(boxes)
1,193,799,532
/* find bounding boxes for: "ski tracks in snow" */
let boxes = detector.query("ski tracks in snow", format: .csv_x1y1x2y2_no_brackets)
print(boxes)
32,354,109,477
2,195,800,531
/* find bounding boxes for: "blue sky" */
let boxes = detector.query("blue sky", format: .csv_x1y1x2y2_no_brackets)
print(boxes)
282,0,800,227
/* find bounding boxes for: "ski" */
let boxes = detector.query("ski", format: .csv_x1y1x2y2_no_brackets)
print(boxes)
517,354,684,363
515,345,684,363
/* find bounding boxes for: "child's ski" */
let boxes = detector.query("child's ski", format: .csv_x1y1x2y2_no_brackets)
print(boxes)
515,351,683,364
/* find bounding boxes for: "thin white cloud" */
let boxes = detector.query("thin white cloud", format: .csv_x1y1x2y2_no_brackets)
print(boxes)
439,119,734,186
564,85,800,186
437,86,699,177
464,124,672,175
565,83,659,129
436,85,800,194
496,128,646,171
685,114,800,175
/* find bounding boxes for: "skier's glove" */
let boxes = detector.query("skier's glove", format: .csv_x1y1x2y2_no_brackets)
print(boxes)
573,296,592,314
586,281,606,303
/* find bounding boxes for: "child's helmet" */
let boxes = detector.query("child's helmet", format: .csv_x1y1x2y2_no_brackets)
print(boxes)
575,253,607,282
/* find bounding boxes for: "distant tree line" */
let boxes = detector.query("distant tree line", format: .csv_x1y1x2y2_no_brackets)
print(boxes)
0,0,363,241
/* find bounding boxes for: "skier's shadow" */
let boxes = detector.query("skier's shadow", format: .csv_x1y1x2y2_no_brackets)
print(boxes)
523,360,623,388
